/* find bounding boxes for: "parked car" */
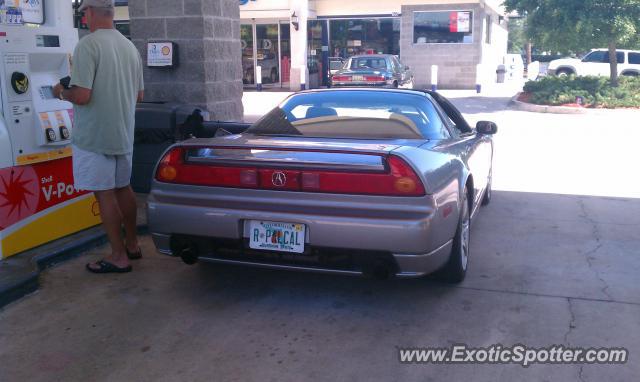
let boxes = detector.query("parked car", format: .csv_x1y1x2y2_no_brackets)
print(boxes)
148,89,496,282
331,54,414,88
243,52,280,84
547,49,640,77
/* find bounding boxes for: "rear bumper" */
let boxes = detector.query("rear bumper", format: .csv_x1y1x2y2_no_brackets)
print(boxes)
151,232,451,278
147,186,452,278
331,82,394,88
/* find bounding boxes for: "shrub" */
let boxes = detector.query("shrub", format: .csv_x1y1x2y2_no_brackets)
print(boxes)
523,76,640,108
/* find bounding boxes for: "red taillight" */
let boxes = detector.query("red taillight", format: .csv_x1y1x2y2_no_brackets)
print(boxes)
299,156,425,196
156,147,184,182
364,75,385,82
332,75,351,82
156,149,425,197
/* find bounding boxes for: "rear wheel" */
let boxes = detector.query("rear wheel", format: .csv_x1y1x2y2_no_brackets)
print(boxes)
556,68,574,77
437,188,470,283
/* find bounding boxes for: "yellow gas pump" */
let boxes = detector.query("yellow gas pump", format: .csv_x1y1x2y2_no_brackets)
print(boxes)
0,0,101,259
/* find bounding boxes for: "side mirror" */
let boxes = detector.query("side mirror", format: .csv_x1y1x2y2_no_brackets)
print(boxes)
476,121,497,135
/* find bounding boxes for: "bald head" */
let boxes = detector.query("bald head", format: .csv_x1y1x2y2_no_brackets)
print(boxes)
85,6,115,32
91,7,115,18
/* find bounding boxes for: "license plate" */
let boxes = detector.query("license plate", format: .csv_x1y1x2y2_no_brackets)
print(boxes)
352,75,364,81
248,220,306,253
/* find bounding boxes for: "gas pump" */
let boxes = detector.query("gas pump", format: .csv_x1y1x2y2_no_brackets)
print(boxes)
0,1,101,259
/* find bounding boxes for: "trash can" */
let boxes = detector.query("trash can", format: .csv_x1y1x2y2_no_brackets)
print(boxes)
131,102,206,193
496,65,506,83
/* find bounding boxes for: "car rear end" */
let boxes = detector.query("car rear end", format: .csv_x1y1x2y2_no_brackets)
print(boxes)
331,56,396,88
331,72,394,88
147,138,451,278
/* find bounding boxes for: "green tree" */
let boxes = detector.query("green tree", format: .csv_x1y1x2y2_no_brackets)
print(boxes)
507,16,527,54
503,0,640,86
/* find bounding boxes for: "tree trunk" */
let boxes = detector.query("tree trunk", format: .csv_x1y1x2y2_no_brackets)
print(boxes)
608,41,618,87
526,41,532,66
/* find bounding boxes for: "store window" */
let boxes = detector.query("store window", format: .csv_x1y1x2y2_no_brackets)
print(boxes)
413,11,473,44
307,20,325,88
329,18,400,59
241,24,254,85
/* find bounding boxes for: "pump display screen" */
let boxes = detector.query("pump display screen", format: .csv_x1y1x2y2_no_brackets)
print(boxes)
40,86,55,100
36,35,61,48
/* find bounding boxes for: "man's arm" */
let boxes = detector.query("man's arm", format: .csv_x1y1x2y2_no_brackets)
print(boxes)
137,90,144,103
52,84,92,105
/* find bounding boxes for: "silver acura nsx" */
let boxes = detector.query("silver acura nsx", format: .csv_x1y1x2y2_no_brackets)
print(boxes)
147,89,496,282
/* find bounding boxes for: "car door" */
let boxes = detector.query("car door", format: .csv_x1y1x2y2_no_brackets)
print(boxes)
628,52,640,73
427,92,492,208
384,57,398,84
618,52,630,74
391,56,407,85
580,51,608,76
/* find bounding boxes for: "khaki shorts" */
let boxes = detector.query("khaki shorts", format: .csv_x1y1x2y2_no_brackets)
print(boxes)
72,145,133,191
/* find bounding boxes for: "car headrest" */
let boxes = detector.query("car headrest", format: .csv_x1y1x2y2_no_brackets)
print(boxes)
305,106,338,119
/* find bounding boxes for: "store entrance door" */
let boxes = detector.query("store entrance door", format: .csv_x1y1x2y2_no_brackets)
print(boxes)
241,22,289,89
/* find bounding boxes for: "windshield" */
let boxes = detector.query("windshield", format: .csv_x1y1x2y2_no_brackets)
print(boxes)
330,60,344,70
246,91,450,140
348,57,388,70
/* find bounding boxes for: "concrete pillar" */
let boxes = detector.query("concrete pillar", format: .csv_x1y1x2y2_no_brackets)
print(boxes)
129,0,243,121
289,0,309,91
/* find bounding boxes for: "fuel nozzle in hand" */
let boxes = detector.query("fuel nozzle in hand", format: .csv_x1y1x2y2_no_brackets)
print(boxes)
59,76,71,89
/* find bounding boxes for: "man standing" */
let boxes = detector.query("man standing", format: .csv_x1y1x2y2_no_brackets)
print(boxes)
53,0,144,273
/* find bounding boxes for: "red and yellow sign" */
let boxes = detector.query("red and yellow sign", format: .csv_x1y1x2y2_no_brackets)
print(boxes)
0,157,101,259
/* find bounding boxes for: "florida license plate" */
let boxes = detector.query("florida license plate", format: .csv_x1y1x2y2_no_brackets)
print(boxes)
248,220,306,253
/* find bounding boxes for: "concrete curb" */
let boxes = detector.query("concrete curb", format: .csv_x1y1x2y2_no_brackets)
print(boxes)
509,93,588,114
0,225,148,309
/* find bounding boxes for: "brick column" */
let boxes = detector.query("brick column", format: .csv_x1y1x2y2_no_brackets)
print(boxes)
129,0,243,121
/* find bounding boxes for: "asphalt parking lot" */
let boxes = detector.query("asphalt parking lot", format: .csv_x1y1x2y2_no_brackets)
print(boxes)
1,93,639,381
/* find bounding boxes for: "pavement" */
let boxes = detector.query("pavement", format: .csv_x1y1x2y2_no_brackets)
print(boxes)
1,83,639,381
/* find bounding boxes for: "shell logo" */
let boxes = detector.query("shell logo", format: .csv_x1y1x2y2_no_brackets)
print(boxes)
0,166,39,230
161,46,171,56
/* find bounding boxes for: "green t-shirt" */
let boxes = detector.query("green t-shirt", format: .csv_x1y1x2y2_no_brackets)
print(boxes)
70,29,144,155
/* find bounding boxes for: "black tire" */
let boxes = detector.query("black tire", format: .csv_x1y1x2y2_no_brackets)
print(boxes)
481,170,492,206
437,188,471,283
393,81,399,88
556,68,574,77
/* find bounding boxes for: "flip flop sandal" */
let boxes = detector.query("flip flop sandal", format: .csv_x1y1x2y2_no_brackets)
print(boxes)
86,259,132,274
126,248,143,260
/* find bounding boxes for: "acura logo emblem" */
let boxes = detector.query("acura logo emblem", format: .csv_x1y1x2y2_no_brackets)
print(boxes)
272,171,286,187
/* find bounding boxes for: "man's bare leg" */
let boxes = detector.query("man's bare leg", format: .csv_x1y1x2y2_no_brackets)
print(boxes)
115,185,139,254
88,189,130,269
